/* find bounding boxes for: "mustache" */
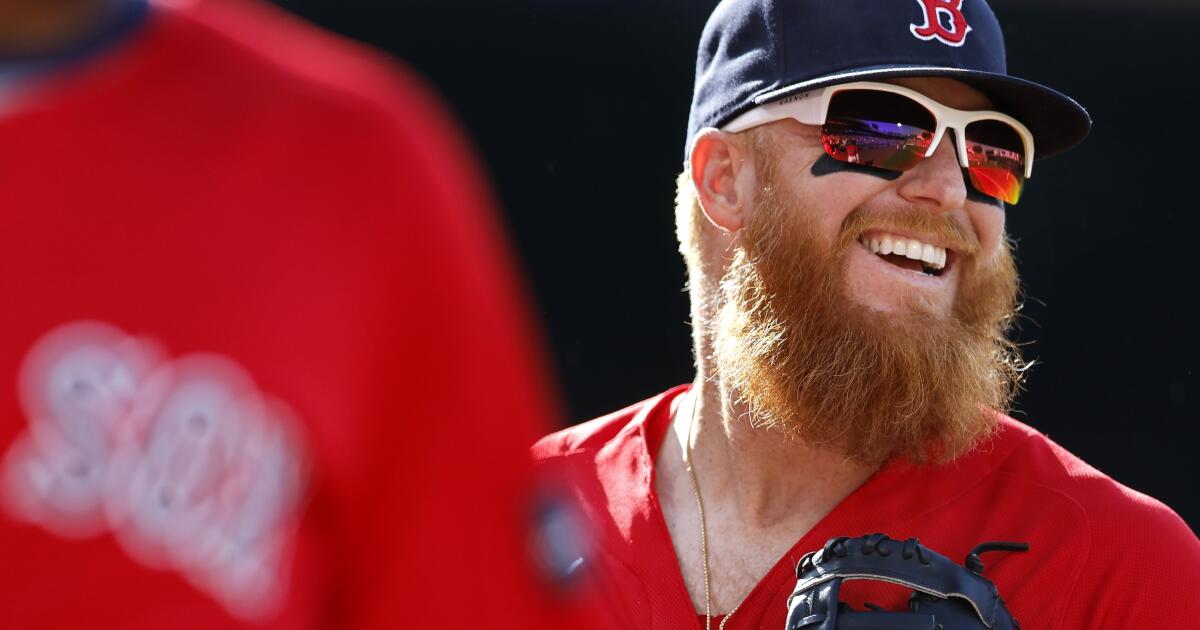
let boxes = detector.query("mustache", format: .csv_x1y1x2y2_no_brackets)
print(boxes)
837,207,981,258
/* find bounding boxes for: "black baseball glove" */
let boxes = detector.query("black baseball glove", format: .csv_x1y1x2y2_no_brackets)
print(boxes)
786,533,1027,629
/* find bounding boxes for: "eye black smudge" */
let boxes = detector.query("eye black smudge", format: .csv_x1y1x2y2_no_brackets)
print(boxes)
810,154,902,180
809,156,1007,208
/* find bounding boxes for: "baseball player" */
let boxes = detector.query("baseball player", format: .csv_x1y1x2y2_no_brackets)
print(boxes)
533,1,1200,628
0,0,602,628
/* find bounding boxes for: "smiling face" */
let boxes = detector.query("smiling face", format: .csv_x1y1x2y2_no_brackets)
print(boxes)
684,77,1024,464
761,77,1009,319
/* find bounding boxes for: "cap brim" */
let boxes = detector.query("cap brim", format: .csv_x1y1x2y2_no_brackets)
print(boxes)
752,65,1091,159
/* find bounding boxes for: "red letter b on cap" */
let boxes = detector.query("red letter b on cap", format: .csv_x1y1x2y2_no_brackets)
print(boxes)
910,0,973,47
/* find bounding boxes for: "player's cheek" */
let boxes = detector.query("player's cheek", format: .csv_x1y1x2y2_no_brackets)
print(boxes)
967,203,1006,259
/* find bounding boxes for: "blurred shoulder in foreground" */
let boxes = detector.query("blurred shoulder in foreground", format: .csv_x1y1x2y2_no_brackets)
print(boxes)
0,1,603,628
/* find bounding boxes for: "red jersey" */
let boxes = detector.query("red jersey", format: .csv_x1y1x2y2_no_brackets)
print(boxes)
533,385,1200,629
0,1,581,628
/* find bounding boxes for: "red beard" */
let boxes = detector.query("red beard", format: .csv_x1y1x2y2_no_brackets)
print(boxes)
711,159,1022,464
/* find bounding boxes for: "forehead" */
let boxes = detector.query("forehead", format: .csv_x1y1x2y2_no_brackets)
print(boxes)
882,77,995,111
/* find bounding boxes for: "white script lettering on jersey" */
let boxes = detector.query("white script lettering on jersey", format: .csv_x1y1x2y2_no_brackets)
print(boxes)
2,321,308,620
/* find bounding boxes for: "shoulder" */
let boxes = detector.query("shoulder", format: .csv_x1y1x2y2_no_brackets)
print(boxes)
146,1,492,229
993,416,1192,540
532,386,686,462
987,416,1200,625
142,0,451,152
532,399,652,462
164,0,414,103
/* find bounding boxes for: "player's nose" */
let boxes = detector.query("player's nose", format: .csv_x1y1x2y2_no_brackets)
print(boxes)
896,135,967,213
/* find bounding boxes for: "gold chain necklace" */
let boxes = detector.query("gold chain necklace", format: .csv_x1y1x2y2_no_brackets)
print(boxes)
682,392,742,630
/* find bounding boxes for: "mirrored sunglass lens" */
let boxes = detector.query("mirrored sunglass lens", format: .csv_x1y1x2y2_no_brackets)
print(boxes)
822,90,937,171
965,120,1027,204
968,162,1024,205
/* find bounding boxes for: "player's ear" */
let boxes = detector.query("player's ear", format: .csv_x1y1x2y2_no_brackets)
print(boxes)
689,128,756,233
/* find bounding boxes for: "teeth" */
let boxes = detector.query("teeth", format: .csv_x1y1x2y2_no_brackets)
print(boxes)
860,232,948,271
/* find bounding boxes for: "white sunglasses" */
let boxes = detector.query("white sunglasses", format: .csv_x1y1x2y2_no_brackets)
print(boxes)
722,81,1036,204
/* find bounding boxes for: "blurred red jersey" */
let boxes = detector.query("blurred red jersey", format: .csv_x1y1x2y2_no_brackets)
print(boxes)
0,1,587,628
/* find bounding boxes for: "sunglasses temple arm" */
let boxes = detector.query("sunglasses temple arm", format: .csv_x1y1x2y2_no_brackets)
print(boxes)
722,91,827,132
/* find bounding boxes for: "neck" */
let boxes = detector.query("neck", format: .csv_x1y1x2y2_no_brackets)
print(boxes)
658,268,881,615
657,374,878,614
673,377,876,530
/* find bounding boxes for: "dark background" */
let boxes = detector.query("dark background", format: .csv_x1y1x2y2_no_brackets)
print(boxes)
273,0,1198,528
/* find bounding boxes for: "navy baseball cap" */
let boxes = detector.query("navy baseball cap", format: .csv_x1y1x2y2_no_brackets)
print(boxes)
686,0,1090,160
